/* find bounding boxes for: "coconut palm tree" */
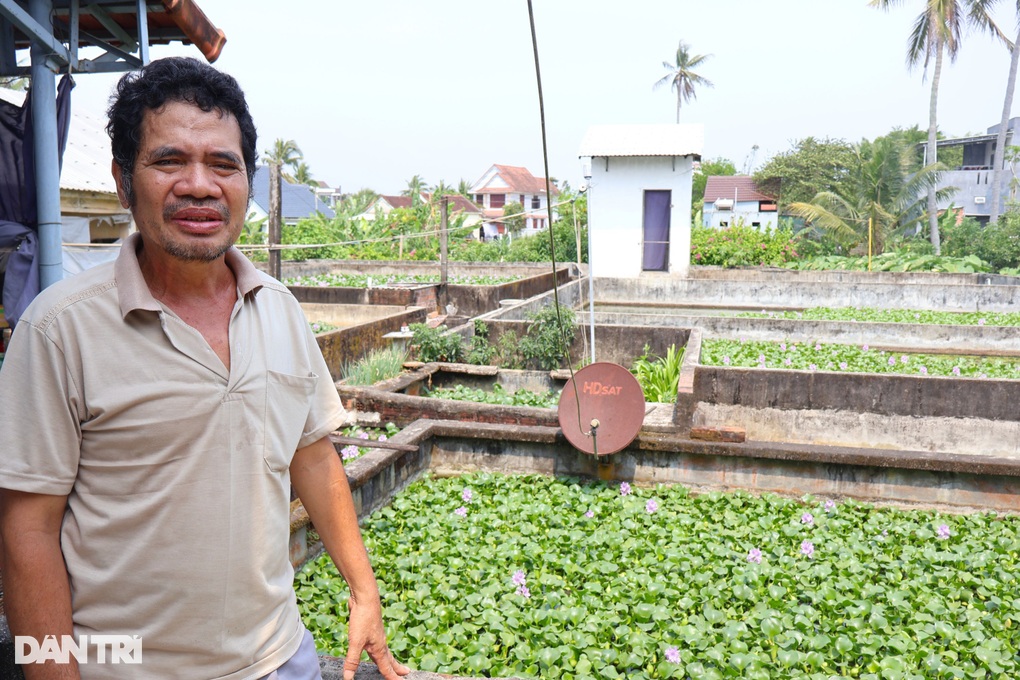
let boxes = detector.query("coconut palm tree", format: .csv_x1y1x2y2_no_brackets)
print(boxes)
653,40,713,124
292,161,315,187
788,137,952,255
869,0,1002,253
263,138,303,174
989,2,1019,224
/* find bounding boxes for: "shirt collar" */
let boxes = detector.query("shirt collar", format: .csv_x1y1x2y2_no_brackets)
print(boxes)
115,232,264,319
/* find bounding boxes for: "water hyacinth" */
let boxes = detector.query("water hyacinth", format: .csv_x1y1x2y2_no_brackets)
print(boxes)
511,570,527,586
516,584,531,599
462,488,473,504
801,540,815,558
919,366,928,375
358,431,370,440
747,548,763,564
454,506,467,517
824,499,837,513
645,499,659,514
584,509,594,519
937,524,951,540
620,481,632,496
801,512,814,526
340,445,360,460
665,646,681,664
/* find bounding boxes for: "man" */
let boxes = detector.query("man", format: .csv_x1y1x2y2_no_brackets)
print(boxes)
0,57,409,680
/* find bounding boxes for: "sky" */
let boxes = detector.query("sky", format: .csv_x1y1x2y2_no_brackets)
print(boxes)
35,0,1020,196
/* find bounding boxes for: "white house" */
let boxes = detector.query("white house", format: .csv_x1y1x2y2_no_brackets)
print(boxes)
469,164,558,240
578,124,703,278
702,176,778,229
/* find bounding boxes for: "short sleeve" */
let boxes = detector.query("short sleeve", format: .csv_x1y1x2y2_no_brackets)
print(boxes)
0,321,83,495
296,322,347,450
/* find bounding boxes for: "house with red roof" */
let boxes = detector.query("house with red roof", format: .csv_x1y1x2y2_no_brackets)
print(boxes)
702,176,777,230
468,164,559,240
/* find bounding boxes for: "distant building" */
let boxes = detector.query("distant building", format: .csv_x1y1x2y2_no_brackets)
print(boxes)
702,176,778,230
578,124,703,278
935,118,1019,223
469,164,558,240
249,165,336,225
356,193,483,234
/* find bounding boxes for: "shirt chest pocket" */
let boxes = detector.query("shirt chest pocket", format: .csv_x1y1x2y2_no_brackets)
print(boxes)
263,370,317,473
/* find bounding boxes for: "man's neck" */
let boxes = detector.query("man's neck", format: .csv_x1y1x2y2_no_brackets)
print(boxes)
136,239,237,305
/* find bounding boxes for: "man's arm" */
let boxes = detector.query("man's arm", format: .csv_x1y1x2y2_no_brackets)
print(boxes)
0,489,79,680
290,436,409,680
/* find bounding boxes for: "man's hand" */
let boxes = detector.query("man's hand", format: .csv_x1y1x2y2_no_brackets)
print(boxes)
290,437,410,680
342,590,410,680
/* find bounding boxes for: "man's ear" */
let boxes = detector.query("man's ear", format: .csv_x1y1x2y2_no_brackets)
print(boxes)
111,160,130,208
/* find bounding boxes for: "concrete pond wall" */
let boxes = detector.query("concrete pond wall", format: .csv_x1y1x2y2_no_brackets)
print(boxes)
310,306,428,382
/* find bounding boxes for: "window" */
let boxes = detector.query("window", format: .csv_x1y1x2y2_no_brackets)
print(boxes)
720,221,729,227
474,194,484,205
490,194,506,209
531,196,540,209
520,194,526,203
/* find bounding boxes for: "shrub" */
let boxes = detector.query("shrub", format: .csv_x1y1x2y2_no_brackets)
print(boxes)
409,324,462,363
631,344,684,403
519,305,576,370
691,222,798,267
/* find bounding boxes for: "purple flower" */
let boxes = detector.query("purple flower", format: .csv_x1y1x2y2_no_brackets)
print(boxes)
980,373,988,379
341,445,360,460
747,548,763,564
758,354,766,363
378,434,388,442
919,366,928,375
801,540,815,558
620,481,632,496
646,499,659,514
512,569,527,586
862,344,870,351
784,358,792,366
900,355,909,364
462,488,473,504
839,362,848,370
584,509,594,518
815,343,822,351
665,646,681,664
809,364,818,371
888,356,896,366
978,318,986,326
723,356,731,366
937,524,951,540
454,506,467,517
357,431,370,440
516,584,531,599
824,500,837,513
780,342,787,351
801,512,814,526
952,366,961,376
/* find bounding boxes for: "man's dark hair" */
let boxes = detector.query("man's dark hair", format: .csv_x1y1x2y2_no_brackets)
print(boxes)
107,56,258,203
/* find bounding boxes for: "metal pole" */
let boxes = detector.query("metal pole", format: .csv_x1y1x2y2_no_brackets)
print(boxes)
30,0,63,290
586,185,595,364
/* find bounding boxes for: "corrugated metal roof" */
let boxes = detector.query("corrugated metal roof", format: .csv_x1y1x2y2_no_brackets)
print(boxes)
578,124,704,158
0,86,118,195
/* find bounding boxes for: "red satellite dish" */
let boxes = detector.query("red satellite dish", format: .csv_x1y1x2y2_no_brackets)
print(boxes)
557,362,646,455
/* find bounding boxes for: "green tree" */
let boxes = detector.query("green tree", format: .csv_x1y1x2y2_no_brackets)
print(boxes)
292,161,315,187
341,188,379,217
653,40,713,123
502,201,525,235
787,136,949,255
263,138,302,173
869,0,1003,253
403,174,428,206
692,157,738,214
754,137,857,211
457,179,473,197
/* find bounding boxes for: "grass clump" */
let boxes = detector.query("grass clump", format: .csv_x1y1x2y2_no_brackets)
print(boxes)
341,345,408,386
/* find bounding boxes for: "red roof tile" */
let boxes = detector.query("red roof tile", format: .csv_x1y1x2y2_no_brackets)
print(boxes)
476,165,560,196
703,176,774,203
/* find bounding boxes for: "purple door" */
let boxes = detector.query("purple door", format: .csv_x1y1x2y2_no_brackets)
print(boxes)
642,190,671,271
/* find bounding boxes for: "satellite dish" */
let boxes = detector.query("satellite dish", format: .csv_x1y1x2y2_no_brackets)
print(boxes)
557,362,646,456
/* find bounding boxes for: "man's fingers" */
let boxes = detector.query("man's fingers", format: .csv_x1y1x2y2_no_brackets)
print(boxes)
342,649,362,680
370,647,410,679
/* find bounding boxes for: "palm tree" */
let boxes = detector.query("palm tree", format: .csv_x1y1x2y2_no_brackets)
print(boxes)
989,2,1019,224
263,138,303,173
402,174,429,207
788,137,951,255
869,0,1001,253
292,161,315,187
653,40,713,124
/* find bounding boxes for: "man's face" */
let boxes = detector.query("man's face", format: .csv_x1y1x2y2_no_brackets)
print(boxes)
115,100,249,262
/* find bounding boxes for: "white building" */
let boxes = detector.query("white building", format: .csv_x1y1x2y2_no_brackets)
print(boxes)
578,124,703,278
702,176,778,230
469,164,558,240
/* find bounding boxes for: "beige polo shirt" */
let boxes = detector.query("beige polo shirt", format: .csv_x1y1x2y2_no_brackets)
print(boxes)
0,233,346,679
